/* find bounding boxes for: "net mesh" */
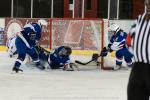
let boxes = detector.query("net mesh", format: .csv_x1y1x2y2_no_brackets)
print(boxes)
51,19,103,51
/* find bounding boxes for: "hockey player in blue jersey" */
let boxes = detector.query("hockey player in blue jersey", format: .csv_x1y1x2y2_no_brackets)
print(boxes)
12,19,48,73
101,24,133,70
34,45,78,71
47,46,73,70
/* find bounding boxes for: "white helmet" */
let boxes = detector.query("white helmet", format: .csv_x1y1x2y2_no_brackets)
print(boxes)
38,19,48,27
109,23,120,33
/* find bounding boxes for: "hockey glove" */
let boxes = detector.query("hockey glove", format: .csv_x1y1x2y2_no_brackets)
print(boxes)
92,53,99,61
100,47,108,57
107,44,113,52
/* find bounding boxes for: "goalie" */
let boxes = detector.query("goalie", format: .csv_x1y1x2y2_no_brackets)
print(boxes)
100,23,133,70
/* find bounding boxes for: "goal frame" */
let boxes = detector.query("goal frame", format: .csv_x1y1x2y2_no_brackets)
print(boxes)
49,18,112,70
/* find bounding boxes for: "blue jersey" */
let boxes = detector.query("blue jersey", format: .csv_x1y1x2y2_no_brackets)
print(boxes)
21,23,42,47
50,46,70,65
110,31,127,49
31,23,42,41
109,30,133,66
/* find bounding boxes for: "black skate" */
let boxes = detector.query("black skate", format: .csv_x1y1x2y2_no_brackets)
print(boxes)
12,67,23,73
36,65,45,70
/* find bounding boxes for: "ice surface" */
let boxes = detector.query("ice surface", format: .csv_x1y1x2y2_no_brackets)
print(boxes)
0,52,130,100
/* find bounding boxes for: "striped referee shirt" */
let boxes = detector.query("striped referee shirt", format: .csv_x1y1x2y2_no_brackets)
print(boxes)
130,12,150,63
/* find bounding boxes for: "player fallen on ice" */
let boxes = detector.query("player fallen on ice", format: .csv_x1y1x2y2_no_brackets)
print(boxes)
12,19,48,73
46,46,74,71
100,23,133,70
33,45,77,71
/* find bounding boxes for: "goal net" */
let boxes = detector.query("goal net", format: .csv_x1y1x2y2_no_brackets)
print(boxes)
50,18,113,70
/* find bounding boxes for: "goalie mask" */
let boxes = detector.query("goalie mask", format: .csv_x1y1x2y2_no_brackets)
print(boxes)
108,23,120,34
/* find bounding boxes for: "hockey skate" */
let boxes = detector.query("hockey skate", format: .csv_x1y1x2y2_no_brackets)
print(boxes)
12,66,23,73
36,65,45,70
35,61,46,70
113,65,121,71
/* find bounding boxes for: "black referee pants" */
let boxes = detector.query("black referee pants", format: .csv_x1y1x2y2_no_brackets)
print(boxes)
127,62,150,100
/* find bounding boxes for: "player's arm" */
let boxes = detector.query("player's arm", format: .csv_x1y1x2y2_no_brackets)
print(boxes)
62,56,74,71
35,19,48,42
111,39,126,51
100,35,115,57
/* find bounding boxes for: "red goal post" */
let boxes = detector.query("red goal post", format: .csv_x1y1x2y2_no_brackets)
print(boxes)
49,18,112,70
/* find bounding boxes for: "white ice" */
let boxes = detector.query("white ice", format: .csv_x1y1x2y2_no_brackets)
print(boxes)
0,52,130,100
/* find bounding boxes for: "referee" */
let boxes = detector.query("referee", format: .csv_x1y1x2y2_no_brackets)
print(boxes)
127,0,150,100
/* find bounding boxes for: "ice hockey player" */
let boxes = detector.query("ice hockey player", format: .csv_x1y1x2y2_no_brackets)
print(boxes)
12,19,48,73
100,23,133,70
47,46,73,71
34,45,77,71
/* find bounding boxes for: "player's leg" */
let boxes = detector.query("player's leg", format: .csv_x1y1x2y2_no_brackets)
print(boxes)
27,47,45,70
123,48,133,67
12,38,26,72
127,63,149,100
114,50,123,70
38,51,49,68
38,50,49,62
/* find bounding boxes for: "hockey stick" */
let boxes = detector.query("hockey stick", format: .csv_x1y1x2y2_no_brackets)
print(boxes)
75,59,101,66
35,45,50,54
75,53,101,66
75,60,93,65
